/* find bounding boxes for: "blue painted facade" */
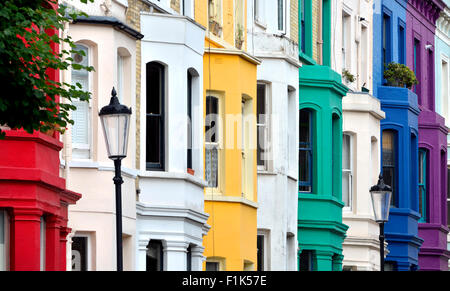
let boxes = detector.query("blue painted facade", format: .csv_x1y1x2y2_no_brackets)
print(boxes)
373,0,423,271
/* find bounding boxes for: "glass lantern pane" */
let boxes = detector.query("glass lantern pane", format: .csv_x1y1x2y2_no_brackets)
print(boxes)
101,114,130,159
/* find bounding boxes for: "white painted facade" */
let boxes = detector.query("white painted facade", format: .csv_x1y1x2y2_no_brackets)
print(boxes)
136,11,209,271
247,0,300,271
434,5,450,270
61,0,139,270
333,0,387,271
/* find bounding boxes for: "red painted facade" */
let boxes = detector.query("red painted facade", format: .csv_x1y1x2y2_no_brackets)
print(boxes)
0,130,80,270
0,1,81,271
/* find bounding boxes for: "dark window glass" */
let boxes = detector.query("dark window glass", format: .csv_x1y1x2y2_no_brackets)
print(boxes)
301,0,305,53
205,262,219,271
299,110,313,192
257,235,264,271
299,250,314,271
414,39,420,96
187,245,192,271
398,24,405,64
257,84,266,167
146,240,163,271
418,149,428,222
382,13,391,78
146,62,165,170
71,237,87,271
187,71,193,169
382,130,397,207
277,0,284,31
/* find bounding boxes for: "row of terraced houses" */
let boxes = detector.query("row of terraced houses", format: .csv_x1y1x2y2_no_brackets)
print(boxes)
0,0,449,271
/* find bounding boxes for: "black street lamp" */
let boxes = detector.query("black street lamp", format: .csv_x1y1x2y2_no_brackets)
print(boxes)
370,174,392,272
99,87,132,271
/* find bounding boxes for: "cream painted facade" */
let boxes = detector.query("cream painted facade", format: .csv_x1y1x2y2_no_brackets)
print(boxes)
135,3,210,271
247,0,300,271
61,0,139,271
332,0,387,271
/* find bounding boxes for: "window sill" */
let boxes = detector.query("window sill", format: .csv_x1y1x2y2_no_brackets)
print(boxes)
139,170,208,188
204,194,258,209
299,52,316,66
254,20,267,30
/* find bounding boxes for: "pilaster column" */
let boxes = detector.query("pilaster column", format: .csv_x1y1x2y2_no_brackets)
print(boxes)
164,241,189,271
332,254,344,271
66,230,76,271
136,238,149,271
10,208,43,271
315,250,334,271
59,226,71,271
191,245,206,271
45,215,62,271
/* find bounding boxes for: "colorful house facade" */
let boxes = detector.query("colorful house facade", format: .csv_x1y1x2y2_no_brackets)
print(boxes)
0,1,81,271
195,0,260,271
406,0,450,271
298,0,349,271
336,0,386,271
434,3,450,270
247,0,300,271
373,0,423,271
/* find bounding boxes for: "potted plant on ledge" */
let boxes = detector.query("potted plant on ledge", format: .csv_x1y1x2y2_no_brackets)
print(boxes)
383,62,418,90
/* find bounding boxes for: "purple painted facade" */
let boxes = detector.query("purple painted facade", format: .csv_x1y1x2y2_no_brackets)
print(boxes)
406,0,450,271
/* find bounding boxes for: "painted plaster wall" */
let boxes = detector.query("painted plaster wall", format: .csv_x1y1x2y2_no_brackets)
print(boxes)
342,93,385,271
136,12,210,271
63,19,138,270
246,0,300,271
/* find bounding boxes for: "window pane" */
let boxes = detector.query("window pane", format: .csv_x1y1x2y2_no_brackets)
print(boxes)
40,217,45,271
342,134,351,170
146,117,162,164
299,110,311,144
206,96,219,143
205,147,218,188
206,262,219,271
146,63,163,115
257,235,264,271
146,241,163,271
277,0,284,31
342,171,351,207
382,131,395,166
71,237,87,271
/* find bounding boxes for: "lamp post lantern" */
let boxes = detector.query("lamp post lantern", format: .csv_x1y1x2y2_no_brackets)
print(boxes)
370,174,392,272
99,87,132,271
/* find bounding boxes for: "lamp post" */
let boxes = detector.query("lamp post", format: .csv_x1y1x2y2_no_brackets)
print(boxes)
99,88,132,271
370,174,392,272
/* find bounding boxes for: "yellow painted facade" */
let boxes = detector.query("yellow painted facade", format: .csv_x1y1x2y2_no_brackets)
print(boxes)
195,0,259,271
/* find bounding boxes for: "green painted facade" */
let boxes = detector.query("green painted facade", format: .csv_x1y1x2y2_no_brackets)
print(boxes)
298,0,349,271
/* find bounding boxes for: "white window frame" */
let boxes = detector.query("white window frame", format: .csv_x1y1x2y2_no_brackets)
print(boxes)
208,0,223,37
341,9,351,71
117,53,124,103
205,94,222,190
342,133,353,211
257,83,271,172
71,43,92,160
254,0,266,27
257,229,271,271
277,0,286,34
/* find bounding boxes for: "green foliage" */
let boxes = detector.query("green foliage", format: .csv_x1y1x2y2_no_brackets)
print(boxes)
383,62,418,89
0,0,94,139
342,69,355,83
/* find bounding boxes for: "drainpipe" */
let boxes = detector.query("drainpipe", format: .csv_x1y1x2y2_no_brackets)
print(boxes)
62,20,71,187
318,0,323,65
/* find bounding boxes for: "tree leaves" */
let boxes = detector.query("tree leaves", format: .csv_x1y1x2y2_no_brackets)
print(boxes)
0,0,95,138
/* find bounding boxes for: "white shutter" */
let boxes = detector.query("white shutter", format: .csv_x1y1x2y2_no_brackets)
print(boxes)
71,45,90,159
